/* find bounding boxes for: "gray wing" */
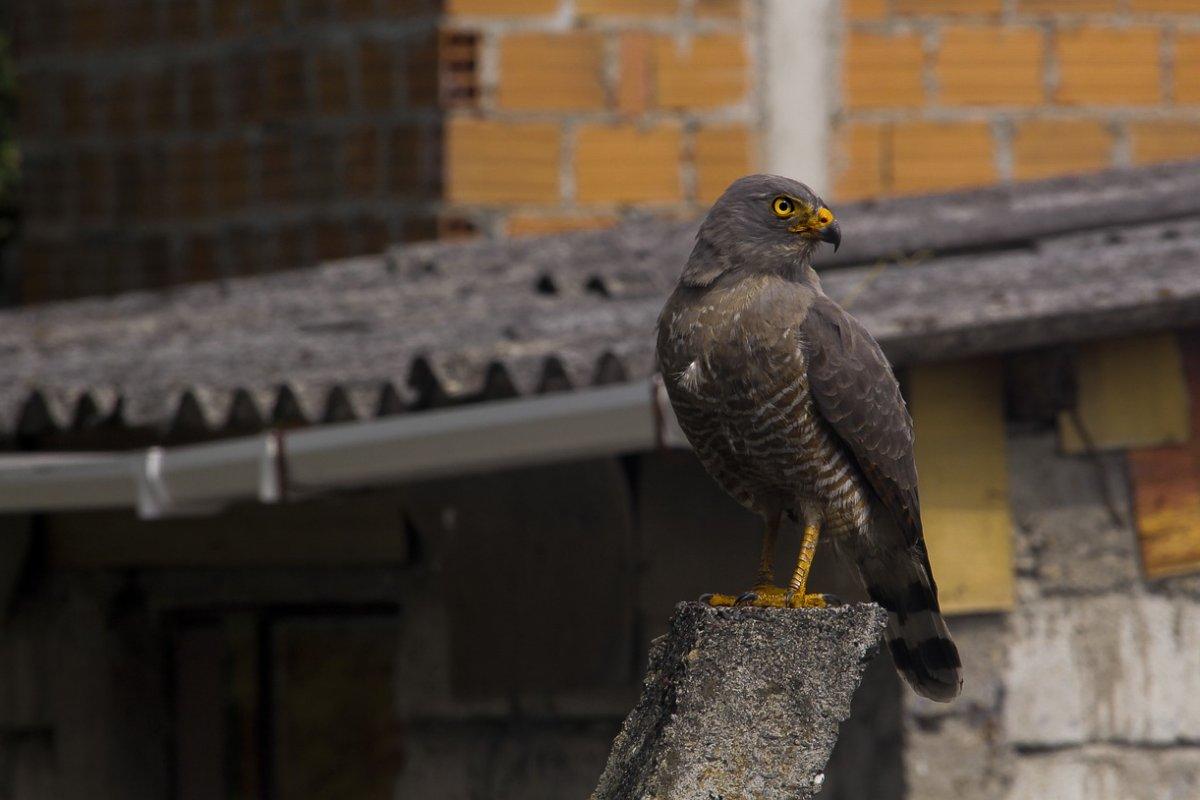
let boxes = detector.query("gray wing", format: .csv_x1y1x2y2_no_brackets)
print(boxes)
802,295,923,547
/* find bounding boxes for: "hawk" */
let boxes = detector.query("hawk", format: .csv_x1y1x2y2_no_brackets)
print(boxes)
655,174,961,701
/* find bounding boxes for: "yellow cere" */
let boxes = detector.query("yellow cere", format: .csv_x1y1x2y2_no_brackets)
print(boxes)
815,207,835,228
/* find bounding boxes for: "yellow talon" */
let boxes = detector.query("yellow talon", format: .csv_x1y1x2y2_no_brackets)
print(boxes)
786,592,828,609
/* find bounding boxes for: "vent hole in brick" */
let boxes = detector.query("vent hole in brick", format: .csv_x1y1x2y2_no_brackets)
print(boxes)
585,276,610,298
438,216,478,240
440,30,481,109
535,274,558,295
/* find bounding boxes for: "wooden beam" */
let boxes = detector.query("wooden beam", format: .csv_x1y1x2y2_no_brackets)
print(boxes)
1129,445,1200,579
1128,333,1200,579
1059,333,1190,454
909,359,1015,615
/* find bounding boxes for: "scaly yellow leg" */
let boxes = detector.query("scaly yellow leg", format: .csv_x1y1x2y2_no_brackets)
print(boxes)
785,523,827,608
753,517,779,587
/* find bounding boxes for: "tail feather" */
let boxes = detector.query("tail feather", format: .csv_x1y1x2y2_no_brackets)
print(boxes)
859,547,962,702
884,605,961,702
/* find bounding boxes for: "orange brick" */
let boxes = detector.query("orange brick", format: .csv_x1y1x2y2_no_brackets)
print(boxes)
211,0,242,34
1012,120,1113,180
251,0,286,28
1130,122,1200,165
168,0,201,39
108,78,139,135
1019,0,1118,12
447,0,559,14
259,135,294,205
576,0,678,16
833,122,887,201
694,126,755,203
445,119,561,204
315,219,353,261
896,0,1002,13
315,48,350,114
183,236,218,283
213,140,249,211
76,151,110,221
1177,34,1200,105
62,76,91,135
266,46,306,118
937,27,1044,106
892,121,995,194
696,0,742,17
507,214,618,237
359,40,395,111
845,0,888,20
655,35,748,109
338,0,375,17
1131,0,1200,9
499,33,606,111
845,32,925,109
1056,28,1161,106
70,1,109,49
343,127,379,197
173,142,211,216
188,63,219,131
575,124,682,204
617,33,653,115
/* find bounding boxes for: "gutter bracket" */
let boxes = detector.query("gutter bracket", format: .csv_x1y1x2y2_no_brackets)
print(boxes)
135,446,171,520
258,429,288,504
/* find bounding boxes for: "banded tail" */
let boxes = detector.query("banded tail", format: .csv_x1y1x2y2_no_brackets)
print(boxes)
860,546,962,702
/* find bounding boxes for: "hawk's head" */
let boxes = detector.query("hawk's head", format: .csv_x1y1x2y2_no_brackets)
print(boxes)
681,174,840,287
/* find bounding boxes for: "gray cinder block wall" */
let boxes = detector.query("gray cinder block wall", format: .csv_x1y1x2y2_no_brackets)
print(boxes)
904,432,1200,800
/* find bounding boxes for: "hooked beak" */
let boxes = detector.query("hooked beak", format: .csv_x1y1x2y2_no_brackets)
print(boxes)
818,220,842,252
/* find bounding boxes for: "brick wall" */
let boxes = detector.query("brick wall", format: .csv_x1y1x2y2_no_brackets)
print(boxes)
9,0,444,302
441,0,760,238
834,0,1200,200
16,1,1200,301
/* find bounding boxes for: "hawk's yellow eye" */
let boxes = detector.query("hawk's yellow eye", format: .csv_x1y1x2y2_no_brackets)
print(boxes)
772,197,795,217
816,207,835,227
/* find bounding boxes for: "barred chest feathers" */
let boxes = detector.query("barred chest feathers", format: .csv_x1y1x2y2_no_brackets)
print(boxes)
657,280,872,537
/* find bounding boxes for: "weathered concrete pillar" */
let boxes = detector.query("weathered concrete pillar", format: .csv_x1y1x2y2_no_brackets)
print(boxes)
592,602,888,800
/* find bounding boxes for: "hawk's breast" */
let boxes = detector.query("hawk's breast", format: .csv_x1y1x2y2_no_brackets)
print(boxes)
659,294,871,534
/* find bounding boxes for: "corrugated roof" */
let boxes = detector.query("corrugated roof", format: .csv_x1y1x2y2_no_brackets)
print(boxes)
3,161,1200,438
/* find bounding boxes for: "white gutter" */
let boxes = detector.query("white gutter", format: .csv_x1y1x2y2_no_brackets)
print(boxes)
0,378,689,518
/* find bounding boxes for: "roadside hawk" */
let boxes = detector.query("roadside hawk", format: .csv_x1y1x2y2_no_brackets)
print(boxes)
655,175,962,701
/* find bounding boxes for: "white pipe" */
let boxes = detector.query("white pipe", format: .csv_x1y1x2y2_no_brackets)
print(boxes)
0,379,688,518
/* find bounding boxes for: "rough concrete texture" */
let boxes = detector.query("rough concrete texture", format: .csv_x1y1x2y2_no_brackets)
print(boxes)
1006,594,1200,746
591,602,887,800
1007,745,1200,800
1006,433,1139,596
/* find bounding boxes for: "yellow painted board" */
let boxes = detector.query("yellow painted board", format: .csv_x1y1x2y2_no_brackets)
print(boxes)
909,358,1015,615
1058,333,1190,454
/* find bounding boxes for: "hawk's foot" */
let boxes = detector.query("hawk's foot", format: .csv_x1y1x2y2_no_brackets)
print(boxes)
700,585,789,608
784,592,847,609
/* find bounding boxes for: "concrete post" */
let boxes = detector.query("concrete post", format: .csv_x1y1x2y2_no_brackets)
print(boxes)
592,602,888,800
